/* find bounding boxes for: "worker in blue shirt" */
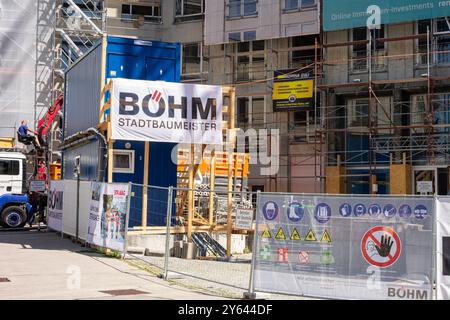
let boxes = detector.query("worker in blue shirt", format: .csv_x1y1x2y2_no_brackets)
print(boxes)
17,120,41,148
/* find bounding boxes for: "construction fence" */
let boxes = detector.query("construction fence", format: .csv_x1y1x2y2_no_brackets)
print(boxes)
47,179,450,300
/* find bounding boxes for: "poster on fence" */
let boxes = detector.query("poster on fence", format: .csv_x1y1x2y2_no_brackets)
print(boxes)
47,180,64,232
253,194,434,300
86,182,130,252
436,197,450,300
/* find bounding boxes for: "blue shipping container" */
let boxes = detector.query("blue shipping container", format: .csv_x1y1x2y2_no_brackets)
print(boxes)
63,36,181,227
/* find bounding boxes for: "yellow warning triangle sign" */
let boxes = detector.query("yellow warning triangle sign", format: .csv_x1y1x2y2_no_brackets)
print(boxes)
290,228,301,241
261,228,272,239
304,228,317,242
321,229,332,243
275,227,286,240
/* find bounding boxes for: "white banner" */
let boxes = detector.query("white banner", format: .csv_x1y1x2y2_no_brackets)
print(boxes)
86,182,130,252
254,194,434,300
48,180,64,232
437,197,450,300
111,78,223,145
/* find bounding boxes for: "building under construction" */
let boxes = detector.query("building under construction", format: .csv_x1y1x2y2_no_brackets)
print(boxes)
319,16,450,195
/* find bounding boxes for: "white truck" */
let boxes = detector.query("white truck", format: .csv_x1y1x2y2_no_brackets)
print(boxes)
0,151,34,228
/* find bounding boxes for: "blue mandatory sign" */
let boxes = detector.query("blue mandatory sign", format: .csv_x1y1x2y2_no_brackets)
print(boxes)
399,204,412,218
368,204,382,216
383,204,397,218
339,203,352,217
262,201,279,221
414,205,428,220
287,202,304,222
315,203,331,224
353,204,366,216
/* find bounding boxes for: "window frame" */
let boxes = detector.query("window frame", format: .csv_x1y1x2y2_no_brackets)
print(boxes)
112,149,135,174
227,0,258,19
234,40,266,82
175,0,205,22
416,18,450,66
181,42,209,82
121,3,162,24
0,159,20,176
350,26,387,73
283,0,317,12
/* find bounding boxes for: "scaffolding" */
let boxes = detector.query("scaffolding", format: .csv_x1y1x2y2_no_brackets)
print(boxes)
316,25,450,194
34,0,105,171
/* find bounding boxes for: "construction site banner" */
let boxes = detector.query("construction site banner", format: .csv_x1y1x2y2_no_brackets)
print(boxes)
436,197,450,300
272,69,314,111
323,0,450,31
86,182,130,252
253,193,434,300
110,78,223,145
48,180,64,232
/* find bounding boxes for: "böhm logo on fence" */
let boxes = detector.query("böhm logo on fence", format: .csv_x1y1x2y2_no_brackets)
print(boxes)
49,189,63,210
387,287,428,300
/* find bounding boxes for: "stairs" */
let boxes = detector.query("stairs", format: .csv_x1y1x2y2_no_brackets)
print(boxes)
192,232,227,257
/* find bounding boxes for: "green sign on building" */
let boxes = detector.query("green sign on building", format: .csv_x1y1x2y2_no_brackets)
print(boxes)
323,0,450,31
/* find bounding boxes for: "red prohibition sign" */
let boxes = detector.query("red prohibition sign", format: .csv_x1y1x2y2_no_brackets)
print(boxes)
361,226,401,268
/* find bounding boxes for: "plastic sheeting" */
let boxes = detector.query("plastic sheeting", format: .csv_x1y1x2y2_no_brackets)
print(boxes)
0,0,37,137
253,193,434,300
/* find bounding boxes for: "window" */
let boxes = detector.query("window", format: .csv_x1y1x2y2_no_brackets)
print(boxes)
229,32,241,42
290,35,317,68
417,19,450,65
228,0,257,18
351,26,386,72
175,0,204,22
0,160,20,176
113,150,135,174
181,42,208,81
236,97,265,127
237,97,249,125
121,3,161,24
347,97,392,131
243,31,256,41
235,41,265,81
284,0,316,10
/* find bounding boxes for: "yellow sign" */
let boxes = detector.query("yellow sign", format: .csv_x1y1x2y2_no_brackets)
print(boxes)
272,79,314,100
275,227,287,240
261,228,272,239
290,228,301,241
304,228,317,242
321,229,332,243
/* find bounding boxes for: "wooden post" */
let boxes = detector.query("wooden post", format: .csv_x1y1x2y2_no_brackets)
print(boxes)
226,88,236,258
208,150,216,226
187,144,195,242
142,141,150,228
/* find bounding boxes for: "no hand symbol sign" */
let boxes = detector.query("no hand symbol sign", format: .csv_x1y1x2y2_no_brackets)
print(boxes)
361,226,401,268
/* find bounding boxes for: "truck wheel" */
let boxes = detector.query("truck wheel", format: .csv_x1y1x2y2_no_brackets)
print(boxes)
1,206,27,228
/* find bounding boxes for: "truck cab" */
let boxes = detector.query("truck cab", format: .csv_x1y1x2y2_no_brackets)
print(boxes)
0,151,33,228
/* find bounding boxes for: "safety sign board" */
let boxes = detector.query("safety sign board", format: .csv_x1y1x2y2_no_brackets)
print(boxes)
277,248,288,262
275,227,287,240
361,226,401,268
290,228,301,241
368,204,382,216
262,201,279,221
414,205,428,219
298,251,309,264
315,203,331,223
260,245,271,260
261,228,272,239
354,204,366,216
383,204,397,218
321,229,332,243
287,202,304,222
339,203,352,217
305,228,317,242
235,208,253,230
399,204,412,218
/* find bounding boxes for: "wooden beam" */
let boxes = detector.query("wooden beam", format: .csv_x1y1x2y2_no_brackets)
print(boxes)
142,141,150,228
226,87,236,258
208,150,216,226
187,144,195,242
